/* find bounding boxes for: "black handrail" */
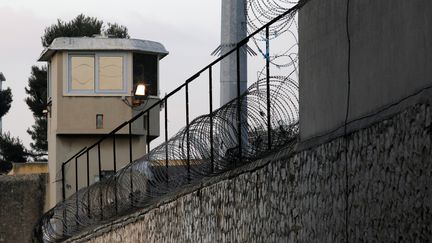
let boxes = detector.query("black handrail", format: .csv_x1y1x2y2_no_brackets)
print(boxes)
60,0,305,201
59,0,306,213
38,1,306,241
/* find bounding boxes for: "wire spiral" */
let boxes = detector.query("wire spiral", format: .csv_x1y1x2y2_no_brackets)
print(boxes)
247,0,298,38
33,2,304,242
34,75,299,242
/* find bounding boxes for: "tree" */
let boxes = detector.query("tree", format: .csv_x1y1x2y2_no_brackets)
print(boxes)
105,23,130,38
0,132,28,163
27,117,47,155
41,14,129,47
26,14,130,158
0,160,12,174
25,66,48,156
0,87,13,173
0,87,12,118
26,66,47,117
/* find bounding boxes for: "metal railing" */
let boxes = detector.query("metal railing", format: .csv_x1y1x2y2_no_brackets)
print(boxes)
33,1,308,242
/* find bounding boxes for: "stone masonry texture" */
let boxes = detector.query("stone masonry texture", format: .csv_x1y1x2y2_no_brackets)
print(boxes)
0,174,46,243
69,103,432,243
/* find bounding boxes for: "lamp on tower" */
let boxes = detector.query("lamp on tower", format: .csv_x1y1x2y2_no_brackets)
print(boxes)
135,83,146,96
132,82,147,106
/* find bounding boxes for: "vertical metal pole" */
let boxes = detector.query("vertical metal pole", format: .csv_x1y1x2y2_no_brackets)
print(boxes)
164,98,169,184
75,157,78,192
97,143,103,219
129,123,133,164
74,156,79,226
112,135,117,172
62,163,65,201
86,150,90,217
186,83,191,181
209,66,214,173
128,123,133,207
112,134,118,213
266,26,272,150
146,113,151,153
97,144,101,179
236,47,242,164
86,151,90,187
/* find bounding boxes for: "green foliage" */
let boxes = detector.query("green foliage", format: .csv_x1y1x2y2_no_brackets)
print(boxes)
25,66,47,117
0,132,28,163
105,23,130,38
0,160,12,174
25,66,48,155
0,87,12,118
41,14,103,47
27,117,47,156
41,14,130,47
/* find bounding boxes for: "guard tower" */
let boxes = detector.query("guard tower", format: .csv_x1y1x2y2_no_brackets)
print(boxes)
38,37,168,208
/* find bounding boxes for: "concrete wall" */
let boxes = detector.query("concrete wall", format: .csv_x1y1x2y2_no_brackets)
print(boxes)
7,162,48,175
299,0,432,141
0,174,46,243
67,102,432,243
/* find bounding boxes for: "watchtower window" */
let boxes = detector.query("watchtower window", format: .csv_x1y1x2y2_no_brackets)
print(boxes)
70,56,95,91
133,53,158,96
98,56,124,91
67,53,128,95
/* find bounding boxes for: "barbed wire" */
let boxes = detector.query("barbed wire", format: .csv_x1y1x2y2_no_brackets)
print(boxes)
33,2,303,242
247,0,298,39
34,74,299,242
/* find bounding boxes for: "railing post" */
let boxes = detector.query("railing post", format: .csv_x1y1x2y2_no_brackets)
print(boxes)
185,83,191,181
86,150,90,217
74,156,79,227
75,157,79,193
266,26,272,150
129,122,134,207
97,143,101,180
112,134,117,172
164,98,169,184
62,163,65,201
129,122,133,164
209,66,214,173
146,112,151,153
97,143,103,219
86,151,90,187
236,46,242,165
112,134,118,213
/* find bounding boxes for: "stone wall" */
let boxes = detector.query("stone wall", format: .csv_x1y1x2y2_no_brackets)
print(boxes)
0,174,47,243
69,103,432,242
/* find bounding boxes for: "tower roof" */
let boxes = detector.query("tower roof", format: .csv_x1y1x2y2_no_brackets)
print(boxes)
38,37,169,61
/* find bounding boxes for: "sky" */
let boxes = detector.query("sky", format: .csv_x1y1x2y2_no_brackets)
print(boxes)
0,0,222,148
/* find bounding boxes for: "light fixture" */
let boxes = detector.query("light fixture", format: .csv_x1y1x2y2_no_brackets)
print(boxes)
44,101,52,117
131,82,148,106
135,83,146,96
